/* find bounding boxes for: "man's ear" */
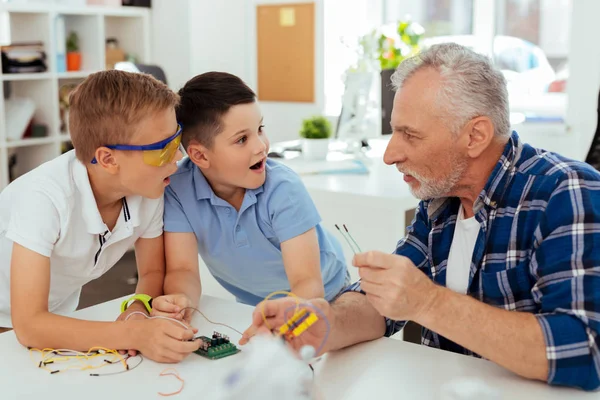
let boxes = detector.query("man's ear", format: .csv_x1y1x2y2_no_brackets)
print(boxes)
187,142,210,169
94,147,119,174
464,116,495,158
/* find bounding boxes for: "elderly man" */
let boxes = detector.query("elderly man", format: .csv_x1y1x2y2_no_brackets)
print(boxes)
240,43,600,391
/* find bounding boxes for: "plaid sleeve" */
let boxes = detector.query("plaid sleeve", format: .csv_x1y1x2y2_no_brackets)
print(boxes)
341,201,431,337
532,173,600,391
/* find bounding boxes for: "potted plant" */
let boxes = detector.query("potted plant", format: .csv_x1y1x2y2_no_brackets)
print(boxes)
59,83,77,134
377,19,424,135
66,31,81,71
300,116,332,160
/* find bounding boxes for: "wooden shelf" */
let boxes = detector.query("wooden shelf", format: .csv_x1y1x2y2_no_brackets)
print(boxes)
0,3,149,17
0,6,150,190
57,71,97,80
4,137,56,148
1,73,53,82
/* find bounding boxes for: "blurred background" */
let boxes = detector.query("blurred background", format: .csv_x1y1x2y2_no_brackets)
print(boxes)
0,0,597,307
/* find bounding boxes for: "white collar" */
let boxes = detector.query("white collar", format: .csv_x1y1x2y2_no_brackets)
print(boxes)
71,155,142,234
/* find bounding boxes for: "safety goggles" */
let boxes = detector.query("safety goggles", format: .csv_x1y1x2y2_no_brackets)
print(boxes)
91,124,183,167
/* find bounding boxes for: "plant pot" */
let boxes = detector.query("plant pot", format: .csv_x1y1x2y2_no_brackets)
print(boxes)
63,109,70,135
380,68,395,136
66,52,81,71
302,138,330,160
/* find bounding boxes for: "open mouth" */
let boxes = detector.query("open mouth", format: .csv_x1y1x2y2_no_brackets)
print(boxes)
250,158,265,170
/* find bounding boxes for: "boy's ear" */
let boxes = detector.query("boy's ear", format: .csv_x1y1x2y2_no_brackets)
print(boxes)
187,142,210,168
94,147,120,174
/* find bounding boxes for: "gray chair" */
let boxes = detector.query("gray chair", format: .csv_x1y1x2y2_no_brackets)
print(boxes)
114,61,168,85
135,64,168,85
585,88,600,170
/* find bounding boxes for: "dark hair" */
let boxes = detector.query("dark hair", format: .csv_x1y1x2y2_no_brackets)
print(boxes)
176,72,256,149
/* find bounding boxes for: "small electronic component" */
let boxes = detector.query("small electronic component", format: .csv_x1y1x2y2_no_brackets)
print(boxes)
278,308,319,340
193,331,240,360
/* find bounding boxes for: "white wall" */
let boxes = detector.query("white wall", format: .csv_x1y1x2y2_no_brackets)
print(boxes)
189,0,249,83
539,0,571,58
565,0,600,160
151,0,193,91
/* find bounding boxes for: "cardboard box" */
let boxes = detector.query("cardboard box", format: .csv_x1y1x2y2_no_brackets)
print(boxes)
105,47,125,69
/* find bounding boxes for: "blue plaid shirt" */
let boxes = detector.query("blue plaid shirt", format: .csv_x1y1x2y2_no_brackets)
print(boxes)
345,132,600,390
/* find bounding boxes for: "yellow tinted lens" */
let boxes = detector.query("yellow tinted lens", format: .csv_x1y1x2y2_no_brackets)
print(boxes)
142,133,182,166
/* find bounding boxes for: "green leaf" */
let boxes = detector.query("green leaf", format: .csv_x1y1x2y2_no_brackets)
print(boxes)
299,116,332,139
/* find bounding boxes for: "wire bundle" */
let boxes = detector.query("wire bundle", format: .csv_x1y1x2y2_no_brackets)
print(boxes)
29,346,143,376
335,224,362,254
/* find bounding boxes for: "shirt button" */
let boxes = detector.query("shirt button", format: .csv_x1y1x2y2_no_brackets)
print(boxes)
236,225,241,232
225,208,231,215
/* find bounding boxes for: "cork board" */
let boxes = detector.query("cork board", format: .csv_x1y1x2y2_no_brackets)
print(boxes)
256,3,315,103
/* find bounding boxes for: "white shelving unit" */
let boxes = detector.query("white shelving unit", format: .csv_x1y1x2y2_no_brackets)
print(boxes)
0,3,150,190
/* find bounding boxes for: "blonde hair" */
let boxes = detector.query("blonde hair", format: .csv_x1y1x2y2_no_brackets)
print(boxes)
68,70,179,163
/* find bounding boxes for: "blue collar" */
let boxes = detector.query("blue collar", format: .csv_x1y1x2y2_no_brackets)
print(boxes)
192,165,264,209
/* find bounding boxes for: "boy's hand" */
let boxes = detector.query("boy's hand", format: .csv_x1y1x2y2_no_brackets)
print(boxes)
116,301,149,356
130,318,201,363
151,294,194,323
240,297,333,356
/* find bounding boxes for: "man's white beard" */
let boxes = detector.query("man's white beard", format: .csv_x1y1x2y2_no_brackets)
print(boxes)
405,156,468,200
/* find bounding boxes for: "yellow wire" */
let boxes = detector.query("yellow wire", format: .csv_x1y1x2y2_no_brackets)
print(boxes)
30,346,128,374
260,291,300,331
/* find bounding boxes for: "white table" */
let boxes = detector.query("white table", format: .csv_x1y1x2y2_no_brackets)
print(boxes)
314,338,597,400
0,296,594,399
0,295,253,400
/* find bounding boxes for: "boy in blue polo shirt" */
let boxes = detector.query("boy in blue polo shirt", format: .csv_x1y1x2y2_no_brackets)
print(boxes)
158,72,348,310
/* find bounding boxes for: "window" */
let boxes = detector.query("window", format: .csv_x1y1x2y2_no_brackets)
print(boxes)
384,0,473,36
0,12,10,46
495,0,571,119
385,0,571,119
324,0,571,127
323,0,383,116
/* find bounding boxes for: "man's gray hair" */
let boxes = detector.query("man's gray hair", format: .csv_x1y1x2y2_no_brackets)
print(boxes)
391,43,511,138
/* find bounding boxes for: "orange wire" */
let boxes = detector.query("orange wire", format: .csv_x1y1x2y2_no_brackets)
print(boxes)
158,368,185,397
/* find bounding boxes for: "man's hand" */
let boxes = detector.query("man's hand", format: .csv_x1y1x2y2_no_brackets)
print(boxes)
128,318,200,363
239,297,333,356
353,251,439,322
151,294,194,323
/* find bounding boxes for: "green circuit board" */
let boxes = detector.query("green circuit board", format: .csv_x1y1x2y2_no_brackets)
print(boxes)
193,332,241,360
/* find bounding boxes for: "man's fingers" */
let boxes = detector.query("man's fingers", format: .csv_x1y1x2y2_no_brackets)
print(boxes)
357,266,388,284
360,280,384,296
365,292,386,313
352,251,394,270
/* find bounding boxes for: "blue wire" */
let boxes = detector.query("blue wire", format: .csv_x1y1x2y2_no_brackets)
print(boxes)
283,303,330,356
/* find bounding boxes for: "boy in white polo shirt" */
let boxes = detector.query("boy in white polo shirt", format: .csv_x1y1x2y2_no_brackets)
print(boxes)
0,70,200,363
